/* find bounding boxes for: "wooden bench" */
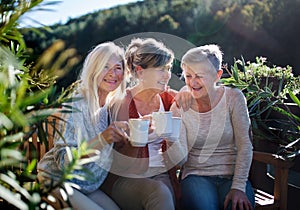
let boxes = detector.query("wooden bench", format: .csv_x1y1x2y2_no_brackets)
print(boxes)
23,119,294,209
250,151,294,210
23,114,61,164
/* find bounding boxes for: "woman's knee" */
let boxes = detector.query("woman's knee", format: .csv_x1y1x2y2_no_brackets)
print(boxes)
181,175,219,210
88,189,120,210
181,175,209,195
144,180,174,210
152,181,173,199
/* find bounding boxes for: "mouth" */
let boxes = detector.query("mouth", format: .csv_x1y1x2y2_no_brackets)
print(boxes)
158,81,167,85
104,78,118,84
191,86,202,91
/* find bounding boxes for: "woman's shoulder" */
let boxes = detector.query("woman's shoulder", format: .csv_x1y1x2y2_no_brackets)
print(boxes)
62,93,89,119
224,87,248,113
224,86,245,100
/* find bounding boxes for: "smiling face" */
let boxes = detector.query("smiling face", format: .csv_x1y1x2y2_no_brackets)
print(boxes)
183,61,221,99
98,54,124,94
140,65,172,92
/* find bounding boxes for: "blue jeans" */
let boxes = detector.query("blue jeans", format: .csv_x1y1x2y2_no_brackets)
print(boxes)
181,175,255,210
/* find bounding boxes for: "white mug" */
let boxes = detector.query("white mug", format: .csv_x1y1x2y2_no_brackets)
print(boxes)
128,118,150,147
152,111,173,137
169,117,182,141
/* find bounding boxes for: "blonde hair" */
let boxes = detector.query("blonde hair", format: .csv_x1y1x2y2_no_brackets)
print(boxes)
181,44,223,72
125,38,174,80
79,42,126,123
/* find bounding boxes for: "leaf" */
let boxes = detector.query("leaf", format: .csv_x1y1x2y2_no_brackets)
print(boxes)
19,87,54,110
26,158,37,172
0,173,31,200
25,108,59,124
0,132,24,147
288,90,300,107
0,185,28,210
220,77,237,84
232,61,240,82
272,106,300,122
0,112,14,129
248,96,261,110
10,108,28,127
258,91,273,98
257,100,279,115
0,149,23,161
285,138,300,149
247,85,259,92
65,146,73,163
241,56,246,73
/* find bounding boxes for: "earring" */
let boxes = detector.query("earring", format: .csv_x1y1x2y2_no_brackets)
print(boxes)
135,65,142,71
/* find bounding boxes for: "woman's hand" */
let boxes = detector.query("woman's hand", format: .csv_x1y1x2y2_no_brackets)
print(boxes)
174,91,193,112
224,189,253,210
101,121,129,144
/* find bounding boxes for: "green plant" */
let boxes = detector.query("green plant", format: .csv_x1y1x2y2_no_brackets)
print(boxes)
0,1,96,209
274,91,300,159
221,56,300,159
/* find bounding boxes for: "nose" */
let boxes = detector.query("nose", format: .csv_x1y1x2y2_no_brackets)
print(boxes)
107,68,117,76
164,70,171,79
190,77,199,86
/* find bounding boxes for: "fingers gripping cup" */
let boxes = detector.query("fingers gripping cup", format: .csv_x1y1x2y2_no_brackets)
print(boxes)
128,119,150,147
152,111,173,137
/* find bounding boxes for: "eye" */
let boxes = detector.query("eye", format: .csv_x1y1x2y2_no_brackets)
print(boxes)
114,65,123,72
195,74,203,79
104,65,109,71
160,66,171,72
185,74,192,78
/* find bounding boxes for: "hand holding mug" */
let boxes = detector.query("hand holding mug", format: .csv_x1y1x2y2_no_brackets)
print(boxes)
101,121,129,144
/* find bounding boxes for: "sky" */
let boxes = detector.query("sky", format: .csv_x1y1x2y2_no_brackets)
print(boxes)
21,0,141,27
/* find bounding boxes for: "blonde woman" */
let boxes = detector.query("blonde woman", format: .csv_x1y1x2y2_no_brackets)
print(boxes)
37,42,129,210
171,44,255,210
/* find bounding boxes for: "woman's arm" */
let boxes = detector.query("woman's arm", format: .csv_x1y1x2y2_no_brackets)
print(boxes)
230,89,253,192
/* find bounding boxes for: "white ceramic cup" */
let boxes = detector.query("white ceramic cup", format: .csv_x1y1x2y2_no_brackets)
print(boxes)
152,111,173,137
128,118,150,147
169,117,182,141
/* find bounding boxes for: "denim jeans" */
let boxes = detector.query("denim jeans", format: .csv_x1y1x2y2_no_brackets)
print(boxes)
181,175,255,210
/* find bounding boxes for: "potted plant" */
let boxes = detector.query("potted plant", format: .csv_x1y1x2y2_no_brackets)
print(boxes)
220,56,300,158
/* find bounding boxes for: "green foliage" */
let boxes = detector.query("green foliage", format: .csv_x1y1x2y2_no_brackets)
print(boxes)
19,0,300,93
0,0,95,209
221,57,300,159
222,57,300,98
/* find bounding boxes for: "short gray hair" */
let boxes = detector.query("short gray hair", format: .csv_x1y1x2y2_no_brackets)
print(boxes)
181,44,223,71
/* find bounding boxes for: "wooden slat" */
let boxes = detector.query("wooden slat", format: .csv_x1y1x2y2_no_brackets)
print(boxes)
23,112,61,166
252,151,294,210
